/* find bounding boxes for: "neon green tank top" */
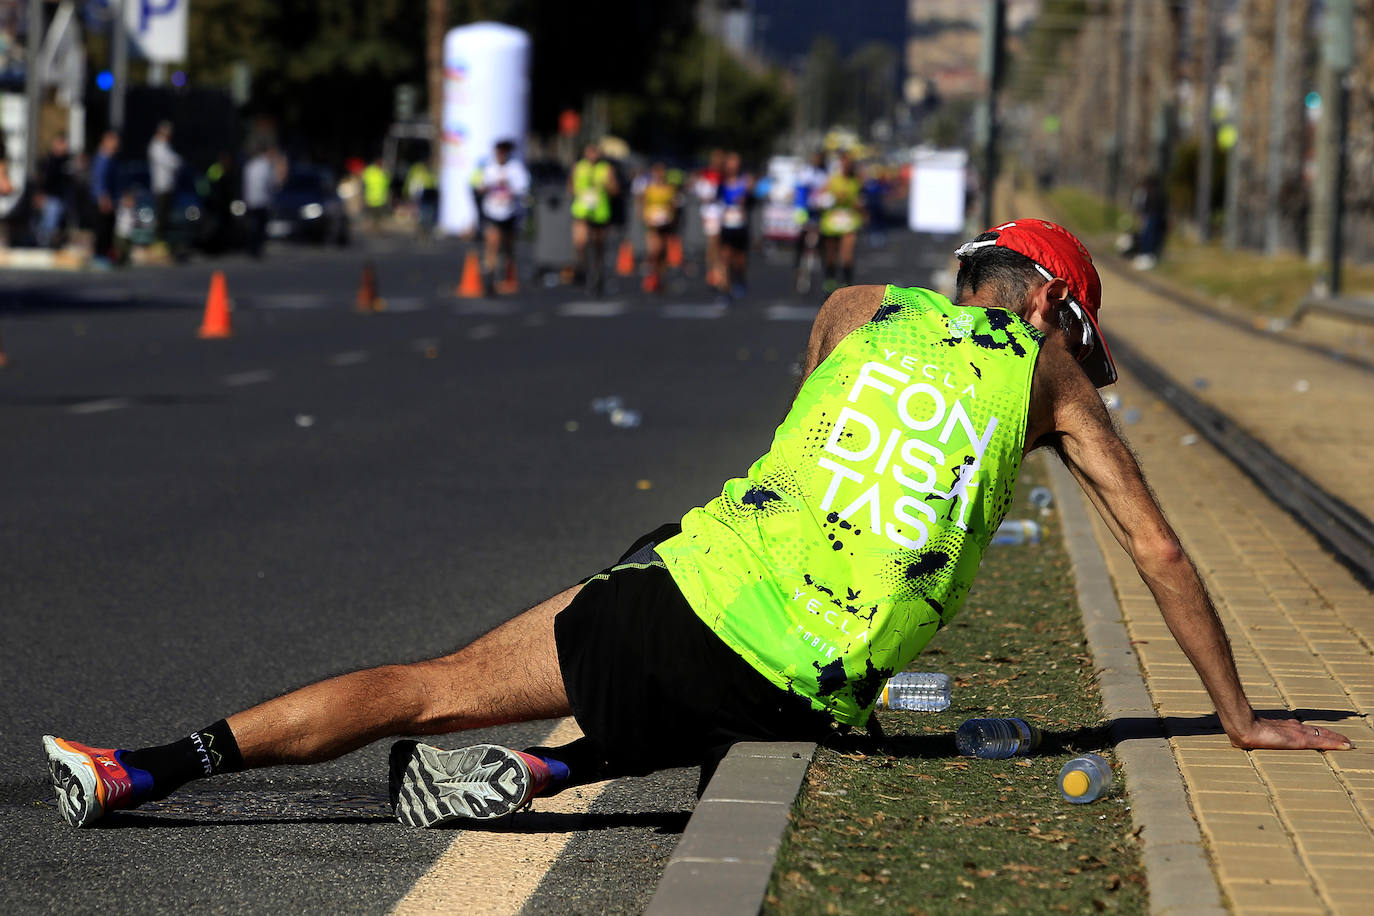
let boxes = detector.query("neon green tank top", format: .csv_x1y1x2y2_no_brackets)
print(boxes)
571,159,612,223
655,286,1043,725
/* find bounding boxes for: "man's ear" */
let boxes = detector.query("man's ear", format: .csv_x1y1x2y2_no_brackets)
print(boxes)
1026,277,1070,327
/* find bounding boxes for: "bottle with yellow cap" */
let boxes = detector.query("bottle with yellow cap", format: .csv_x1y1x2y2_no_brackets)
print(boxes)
1058,753,1112,804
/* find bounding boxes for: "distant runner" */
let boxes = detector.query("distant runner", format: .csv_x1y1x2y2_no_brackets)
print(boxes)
695,149,725,289
44,219,1350,831
793,150,827,295
715,152,753,303
472,139,530,295
818,152,863,293
638,162,679,293
569,143,619,295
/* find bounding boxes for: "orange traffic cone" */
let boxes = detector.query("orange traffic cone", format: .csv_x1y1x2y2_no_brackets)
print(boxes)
457,250,483,298
666,234,684,269
496,258,518,295
198,271,233,339
616,239,635,277
356,261,385,312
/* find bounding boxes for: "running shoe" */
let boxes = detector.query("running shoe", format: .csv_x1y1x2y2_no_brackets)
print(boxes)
388,741,552,828
43,735,154,828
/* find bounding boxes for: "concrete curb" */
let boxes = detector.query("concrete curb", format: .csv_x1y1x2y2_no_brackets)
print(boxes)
645,741,816,916
1047,457,1227,916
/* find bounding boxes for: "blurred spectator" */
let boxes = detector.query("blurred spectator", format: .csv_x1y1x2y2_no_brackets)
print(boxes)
34,133,72,248
202,151,239,254
242,144,284,258
147,121,182,243
569,143,618,294
338,158,365,221
362,158,390,231
90,131,120,267
113,190,137,265
405,159,438,237
472,139,530,295
1132,174,1166,270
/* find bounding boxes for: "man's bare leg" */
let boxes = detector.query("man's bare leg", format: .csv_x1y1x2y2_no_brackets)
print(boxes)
230,585,579,766
45,586,581,826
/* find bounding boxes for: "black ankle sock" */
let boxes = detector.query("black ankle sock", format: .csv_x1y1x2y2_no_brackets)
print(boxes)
122,719,245,794
842,265,853,285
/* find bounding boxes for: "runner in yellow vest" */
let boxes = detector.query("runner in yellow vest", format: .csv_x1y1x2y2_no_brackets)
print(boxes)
818,151,863,293
638,161,679,293
568,143,618,294
46,220,1348,833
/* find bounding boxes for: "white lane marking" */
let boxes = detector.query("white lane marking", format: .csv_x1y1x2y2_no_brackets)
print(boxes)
221,369,275,387
393,718,608,916
328,350,370,367
453,300,521,316
766,303,820,322
67,398,132,415
661,302,728,319
466,323,498,341
557,300,626,318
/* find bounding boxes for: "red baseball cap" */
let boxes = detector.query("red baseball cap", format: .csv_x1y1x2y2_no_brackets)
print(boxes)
955,219,1117,387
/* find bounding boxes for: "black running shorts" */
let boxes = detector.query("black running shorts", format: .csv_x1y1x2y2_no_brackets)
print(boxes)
553,524,834,775
719,226,750,252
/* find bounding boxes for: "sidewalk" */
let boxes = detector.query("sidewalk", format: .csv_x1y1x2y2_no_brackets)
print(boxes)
1088,259,1374,914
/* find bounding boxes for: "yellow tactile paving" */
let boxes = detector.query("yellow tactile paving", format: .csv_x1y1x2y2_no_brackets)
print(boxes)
1081,359,1374,916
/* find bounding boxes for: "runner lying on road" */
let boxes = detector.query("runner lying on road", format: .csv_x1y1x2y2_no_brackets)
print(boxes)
44,218,1352,829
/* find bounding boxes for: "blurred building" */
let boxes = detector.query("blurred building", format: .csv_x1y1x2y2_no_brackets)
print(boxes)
905,0,1041,105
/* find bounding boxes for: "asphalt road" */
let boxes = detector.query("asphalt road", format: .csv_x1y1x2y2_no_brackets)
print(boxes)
0,227,950,914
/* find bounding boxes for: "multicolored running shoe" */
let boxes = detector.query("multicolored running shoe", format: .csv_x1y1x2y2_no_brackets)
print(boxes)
388,741,552,828
43,735,154,828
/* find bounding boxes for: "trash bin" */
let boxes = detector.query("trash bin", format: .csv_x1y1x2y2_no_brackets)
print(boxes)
532,186,575,280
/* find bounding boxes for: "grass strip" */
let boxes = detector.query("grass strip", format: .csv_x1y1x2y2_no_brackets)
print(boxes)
766,454,1148,915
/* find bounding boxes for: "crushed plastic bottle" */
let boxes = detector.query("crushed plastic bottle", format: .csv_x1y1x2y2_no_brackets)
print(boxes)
1028,487,1054,511
956,718,1042,759
876,672,952,711
991,519,1041,545
1058,753,1112,803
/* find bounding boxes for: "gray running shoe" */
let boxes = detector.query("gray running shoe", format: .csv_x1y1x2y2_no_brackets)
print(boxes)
389,741,545,828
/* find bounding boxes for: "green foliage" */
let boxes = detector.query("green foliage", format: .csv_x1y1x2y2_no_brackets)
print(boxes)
605,32,793,163
181,0,702,158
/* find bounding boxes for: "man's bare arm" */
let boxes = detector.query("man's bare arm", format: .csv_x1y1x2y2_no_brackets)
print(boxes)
800,285,886,381
1040,345,1351,751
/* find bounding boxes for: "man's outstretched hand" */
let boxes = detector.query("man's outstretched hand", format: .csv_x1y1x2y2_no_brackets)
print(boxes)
1229,717,1354,751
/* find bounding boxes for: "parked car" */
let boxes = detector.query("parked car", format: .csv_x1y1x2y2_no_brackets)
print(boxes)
115,161,207,258
267,166,349,245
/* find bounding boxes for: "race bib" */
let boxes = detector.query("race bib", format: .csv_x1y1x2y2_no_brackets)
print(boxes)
645,204,672,227
722,204,745,229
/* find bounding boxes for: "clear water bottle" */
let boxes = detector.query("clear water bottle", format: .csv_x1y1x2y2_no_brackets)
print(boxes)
1058,754,1112,803
876,672,952,711
956,718,1042,759
991,519,1042,545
